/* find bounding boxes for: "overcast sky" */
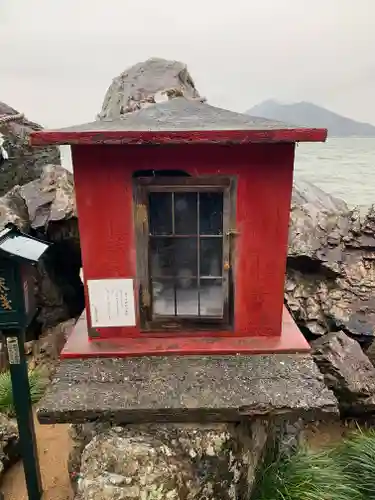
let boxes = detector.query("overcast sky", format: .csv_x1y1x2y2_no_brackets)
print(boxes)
1,0,374,128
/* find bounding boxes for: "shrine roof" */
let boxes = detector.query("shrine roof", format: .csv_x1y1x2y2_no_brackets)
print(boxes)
30,98,327,146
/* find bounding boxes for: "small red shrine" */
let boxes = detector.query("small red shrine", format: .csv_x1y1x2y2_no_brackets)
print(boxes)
30,98,327,358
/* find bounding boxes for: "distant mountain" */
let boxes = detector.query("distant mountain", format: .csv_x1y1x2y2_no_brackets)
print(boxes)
246,100,375,137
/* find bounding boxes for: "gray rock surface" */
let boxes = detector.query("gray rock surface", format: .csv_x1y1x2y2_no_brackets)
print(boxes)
72,419,291,500
312,331,375,415
0,414,19,478
74,424,246,500
0,102,60,195
0,100,83,329
287,181,375,341
0,163,83,328
98,57,204,120
68,422,112,494
29,317,77,375
70,418,318,500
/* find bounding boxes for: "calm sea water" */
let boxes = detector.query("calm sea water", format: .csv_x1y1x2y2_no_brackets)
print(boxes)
61,139,374,209
294,138,375,209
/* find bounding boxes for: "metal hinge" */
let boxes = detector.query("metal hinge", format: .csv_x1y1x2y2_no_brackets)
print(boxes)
142,287,151,308
135,203,148,226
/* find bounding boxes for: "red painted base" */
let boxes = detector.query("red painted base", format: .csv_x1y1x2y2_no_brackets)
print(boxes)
60,307,310,358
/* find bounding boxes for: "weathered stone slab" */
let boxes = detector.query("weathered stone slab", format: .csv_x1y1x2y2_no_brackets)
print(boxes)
37,354,338,424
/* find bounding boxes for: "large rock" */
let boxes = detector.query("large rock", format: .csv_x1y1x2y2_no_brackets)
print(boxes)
312,331,375,415
0,414,19,478
0,164,83,330
98,57,204,120
19,165,83,325
73,422,270,500
286,180,375,342
68,422,112,494
71,418,325,500
29,317,78,376
0,103,82,330
0,102,60,195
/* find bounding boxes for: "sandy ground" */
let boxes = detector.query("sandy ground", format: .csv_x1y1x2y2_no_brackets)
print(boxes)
1,414,73,500
304,419,360,450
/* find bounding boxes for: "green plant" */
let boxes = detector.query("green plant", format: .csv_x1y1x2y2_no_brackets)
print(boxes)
255,447,361,500
333,428,375,500
0,368,47,416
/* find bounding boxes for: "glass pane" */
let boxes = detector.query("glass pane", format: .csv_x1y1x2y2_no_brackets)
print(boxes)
0,235,49,261
152,279,175,316
149,192,172,235
199,278,224,317
150,237,197,278
176,278,198,316
199,193,223,235
200,238,223,277
174,193,197,235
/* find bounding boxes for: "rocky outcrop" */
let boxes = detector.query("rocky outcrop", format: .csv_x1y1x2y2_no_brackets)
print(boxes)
28,318,77,376
98,57,205,120
287,180,375,343
0,164,83,329
69,418,320,500
71,420,295,500
312,331,375,415
0,102,60,195
0,414,19,479
68,422,112,495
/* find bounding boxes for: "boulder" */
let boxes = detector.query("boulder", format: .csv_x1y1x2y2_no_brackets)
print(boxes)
0,414,19,478
287,181,375,342
312,331,375,415
0,101,82,331
71,418,325,500
73,422,269,500
0,102,60,195
29,317,78,376
68,422,112,494
0,164,83,329
98,57,205,120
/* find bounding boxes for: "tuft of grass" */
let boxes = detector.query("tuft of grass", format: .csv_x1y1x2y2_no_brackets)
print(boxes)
0,367,47,416
333,428,375,500
255,447,362,500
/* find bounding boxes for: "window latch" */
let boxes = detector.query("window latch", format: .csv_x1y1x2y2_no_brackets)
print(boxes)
226,228,239,237
141,287,151,307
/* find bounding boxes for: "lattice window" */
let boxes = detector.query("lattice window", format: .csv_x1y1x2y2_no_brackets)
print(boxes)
134,177,235,331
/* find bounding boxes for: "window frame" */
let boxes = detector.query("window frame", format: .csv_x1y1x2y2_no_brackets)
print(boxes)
133,176,236,332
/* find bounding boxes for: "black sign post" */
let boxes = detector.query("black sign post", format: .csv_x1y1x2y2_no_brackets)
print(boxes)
6,330,43,500
0,223,51,499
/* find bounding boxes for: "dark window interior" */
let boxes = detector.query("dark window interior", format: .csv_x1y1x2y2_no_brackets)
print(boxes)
149,191,225,318
134,176,234,330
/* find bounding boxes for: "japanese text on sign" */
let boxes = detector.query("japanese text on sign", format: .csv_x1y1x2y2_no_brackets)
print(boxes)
87,278,136,327
7,337,20,365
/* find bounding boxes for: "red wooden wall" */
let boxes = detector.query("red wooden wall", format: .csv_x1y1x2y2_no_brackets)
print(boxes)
71,142,295,339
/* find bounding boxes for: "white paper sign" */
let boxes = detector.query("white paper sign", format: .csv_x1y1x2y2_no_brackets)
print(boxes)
7,337,20,365
87,279,136,327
